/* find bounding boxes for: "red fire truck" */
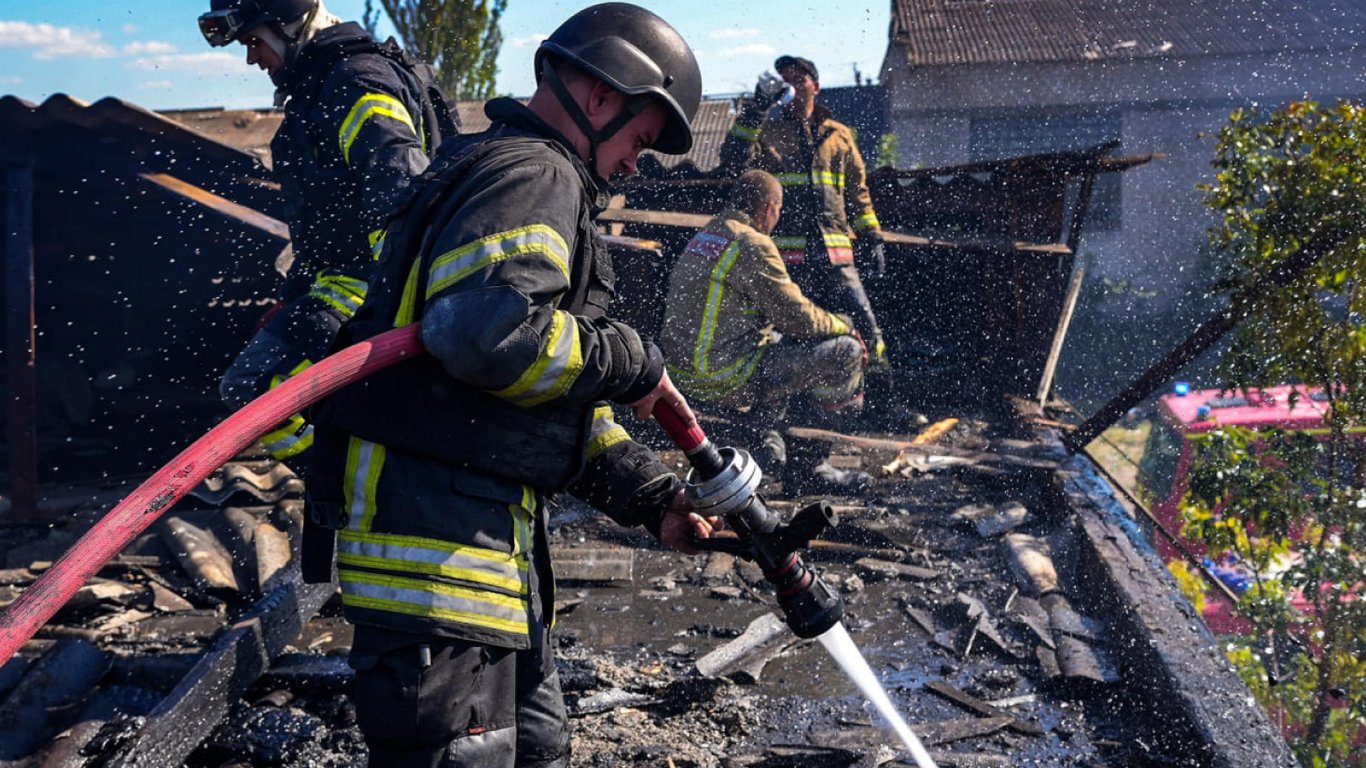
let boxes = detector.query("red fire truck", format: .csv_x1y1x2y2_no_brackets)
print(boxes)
1137,384,1339,634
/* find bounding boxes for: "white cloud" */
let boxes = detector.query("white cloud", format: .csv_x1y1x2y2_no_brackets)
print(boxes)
0,20,116,59
0,74,21,85
124,40,177,55
714,43,776,59
128,51,240,75
709,28,761,40
122,24,138,35
508,33,548,49
140,80,175,91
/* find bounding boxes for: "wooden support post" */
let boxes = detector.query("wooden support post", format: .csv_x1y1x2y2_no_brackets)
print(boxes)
1036,262,1085,408
4,164,38,523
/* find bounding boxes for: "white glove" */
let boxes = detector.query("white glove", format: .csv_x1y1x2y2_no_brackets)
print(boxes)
753,71,793,108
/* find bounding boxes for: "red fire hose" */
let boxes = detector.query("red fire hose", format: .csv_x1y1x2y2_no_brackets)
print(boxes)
0,325,427,662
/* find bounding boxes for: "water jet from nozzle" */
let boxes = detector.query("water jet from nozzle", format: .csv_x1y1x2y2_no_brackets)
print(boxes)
818,622,939,768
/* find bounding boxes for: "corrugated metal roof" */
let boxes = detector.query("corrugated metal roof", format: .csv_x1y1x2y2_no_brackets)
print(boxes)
162,98,748,173
890,0,1365,66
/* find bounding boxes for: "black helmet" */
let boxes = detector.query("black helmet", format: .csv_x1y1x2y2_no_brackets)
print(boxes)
535,3,701,155
198,0,315,47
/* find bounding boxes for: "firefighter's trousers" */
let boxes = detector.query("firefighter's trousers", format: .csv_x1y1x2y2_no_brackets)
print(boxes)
350,620,570,768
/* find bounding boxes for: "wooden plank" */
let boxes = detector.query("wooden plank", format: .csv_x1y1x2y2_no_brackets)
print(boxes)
139,172,289,241
695,613,795,683
601,233,664,252
785,426,1059,470
108,577,333,768
918,716,1012,746
880,230,1071,255
595,207,710,229
924,680,1045,736
4,164,39,522
0,637,108,760
551,546,634,583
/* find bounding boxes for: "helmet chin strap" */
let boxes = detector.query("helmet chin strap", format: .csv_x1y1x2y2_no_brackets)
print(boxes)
540,58,650,181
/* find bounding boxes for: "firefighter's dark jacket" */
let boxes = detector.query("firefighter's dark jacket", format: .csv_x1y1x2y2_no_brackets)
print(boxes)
313,98,675,644
272,22,453,298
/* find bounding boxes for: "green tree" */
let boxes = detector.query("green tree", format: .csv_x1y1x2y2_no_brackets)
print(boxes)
877,131,900,170
1181,100,1366,766
363,0,507,100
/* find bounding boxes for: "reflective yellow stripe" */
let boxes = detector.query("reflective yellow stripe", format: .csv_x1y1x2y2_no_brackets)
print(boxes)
427,225,569,299
491,309,584,407
587,405,630,459
339,92,416,165
368,228,386,260
394,258,423,328
828,313,849,335
693,241,743,373
310,273,368,318
337,529,528,594
813,170,843,188
729,123,760,142
668,351,765,400
509,487,535,557
775,172,808,186
262,359,315,458
344,438,386,534
853,212,880,230
340,570,530,635
261,414,313,459
823,232,853,249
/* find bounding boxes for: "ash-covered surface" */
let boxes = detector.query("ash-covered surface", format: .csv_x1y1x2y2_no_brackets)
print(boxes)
0,417,1196,767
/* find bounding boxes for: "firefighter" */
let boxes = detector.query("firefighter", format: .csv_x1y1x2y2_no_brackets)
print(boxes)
719,54,889,373
307,4,713,765
200,0,456,467
661,169,872,494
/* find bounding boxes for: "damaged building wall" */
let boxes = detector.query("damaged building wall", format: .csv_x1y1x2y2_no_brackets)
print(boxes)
879,0,1366,406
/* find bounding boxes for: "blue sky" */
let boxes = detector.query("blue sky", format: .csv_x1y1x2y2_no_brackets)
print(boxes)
0,1,891,110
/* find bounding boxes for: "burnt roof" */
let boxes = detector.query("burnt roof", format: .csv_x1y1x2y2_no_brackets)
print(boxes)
890,0,1365,66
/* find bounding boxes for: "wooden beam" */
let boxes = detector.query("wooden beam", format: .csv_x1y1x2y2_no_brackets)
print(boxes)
3,164,38,523
880,230,1071,255
595,207,710,229
139,172,289,242
785,426,1059,470
1063,236,1342,452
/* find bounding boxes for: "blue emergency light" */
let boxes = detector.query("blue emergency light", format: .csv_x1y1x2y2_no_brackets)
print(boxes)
1174,381,1191,396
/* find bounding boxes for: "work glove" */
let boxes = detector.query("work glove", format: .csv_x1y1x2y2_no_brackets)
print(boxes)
854,230,887,279
870,333,890,371
752,70,794,110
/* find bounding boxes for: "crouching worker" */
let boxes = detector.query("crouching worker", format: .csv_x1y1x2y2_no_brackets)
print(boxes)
661,169,873,495
307,4,718,765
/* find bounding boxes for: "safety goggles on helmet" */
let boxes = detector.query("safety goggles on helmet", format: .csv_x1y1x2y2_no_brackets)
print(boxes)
198,8,248,47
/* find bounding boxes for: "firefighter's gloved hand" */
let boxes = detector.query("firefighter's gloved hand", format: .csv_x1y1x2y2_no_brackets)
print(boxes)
753,70,794,109
871,334,890,370
854,230,887,279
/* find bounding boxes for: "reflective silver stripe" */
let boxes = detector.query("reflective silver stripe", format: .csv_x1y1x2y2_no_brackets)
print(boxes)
587,405,629,459
491,309,583,407
427,225,569,298
345,438,385,533
337,529,528,595
340,569,530,636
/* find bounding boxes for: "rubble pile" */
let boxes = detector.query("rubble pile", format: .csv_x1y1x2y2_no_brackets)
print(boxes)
0,416,1210,766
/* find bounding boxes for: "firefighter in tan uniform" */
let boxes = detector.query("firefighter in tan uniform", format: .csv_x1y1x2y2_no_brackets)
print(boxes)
662,170,871,494
719,55,888,370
